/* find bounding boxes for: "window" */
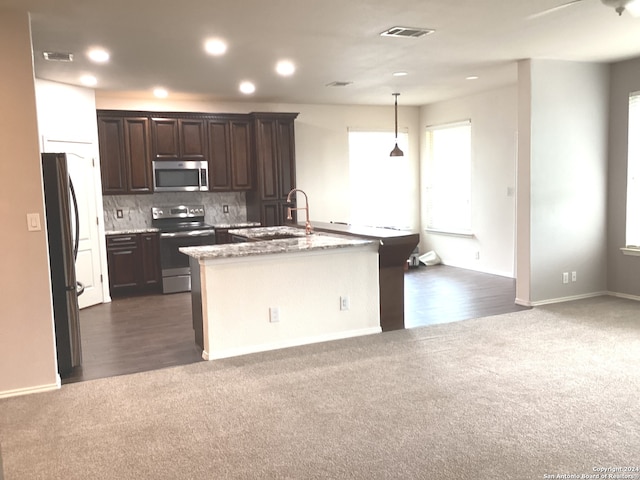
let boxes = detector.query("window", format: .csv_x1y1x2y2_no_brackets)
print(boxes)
625,93,640,249
348,129,411,229
424,121,472,235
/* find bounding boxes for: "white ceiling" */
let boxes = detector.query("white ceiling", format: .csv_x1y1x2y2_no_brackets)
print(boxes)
4,0,640,106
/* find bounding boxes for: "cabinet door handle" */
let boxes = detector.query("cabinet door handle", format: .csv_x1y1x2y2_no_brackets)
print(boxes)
111,236,133,242
113,250,133,255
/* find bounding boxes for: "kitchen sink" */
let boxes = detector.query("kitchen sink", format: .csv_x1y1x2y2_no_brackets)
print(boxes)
257,233,307,240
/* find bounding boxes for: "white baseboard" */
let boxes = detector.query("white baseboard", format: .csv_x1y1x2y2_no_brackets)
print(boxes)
203,327,382,361
527,291,608,307
606,291,640,302
517,291,640,308
0,378,60,400
515,297,532,307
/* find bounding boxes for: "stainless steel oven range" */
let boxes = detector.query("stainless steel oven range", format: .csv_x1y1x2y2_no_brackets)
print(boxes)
152,204,216,294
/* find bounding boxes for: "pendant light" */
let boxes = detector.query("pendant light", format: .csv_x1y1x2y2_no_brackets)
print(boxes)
390,93,404,157
601,0,640,16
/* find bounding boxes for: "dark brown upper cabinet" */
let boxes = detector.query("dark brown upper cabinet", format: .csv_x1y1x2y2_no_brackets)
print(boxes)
207,117,253,191
151,117,207,162
97,110,297,202
97,114,153,195
246,113,298,226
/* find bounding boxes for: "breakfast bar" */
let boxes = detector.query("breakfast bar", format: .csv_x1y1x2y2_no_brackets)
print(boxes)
308,222,420,331
180,228,381,360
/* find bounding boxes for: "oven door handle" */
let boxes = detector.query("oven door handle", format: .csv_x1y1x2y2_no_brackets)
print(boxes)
160,230,216,238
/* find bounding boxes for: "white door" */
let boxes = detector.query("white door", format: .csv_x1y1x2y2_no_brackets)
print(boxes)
43,139,104,309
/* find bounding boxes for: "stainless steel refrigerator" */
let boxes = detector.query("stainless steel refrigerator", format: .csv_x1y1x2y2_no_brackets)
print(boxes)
41,152,83,377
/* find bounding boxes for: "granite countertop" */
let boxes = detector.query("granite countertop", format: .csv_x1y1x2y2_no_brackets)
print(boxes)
106,222,259,236
310,221,418,240
211,221,261,229
227,225,308,239
180,226,375,260
105,227,160,235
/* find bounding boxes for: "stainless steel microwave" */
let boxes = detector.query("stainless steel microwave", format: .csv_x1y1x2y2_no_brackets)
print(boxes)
152,161,209,192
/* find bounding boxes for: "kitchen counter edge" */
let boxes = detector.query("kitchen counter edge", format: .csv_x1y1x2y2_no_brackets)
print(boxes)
180,231,376,261
106,228,160,235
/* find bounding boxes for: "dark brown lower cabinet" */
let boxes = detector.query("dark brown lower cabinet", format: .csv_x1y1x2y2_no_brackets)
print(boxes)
214,229,232,245
107,233,161,296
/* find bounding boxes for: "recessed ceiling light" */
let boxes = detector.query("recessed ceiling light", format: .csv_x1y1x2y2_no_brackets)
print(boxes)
87,48,110,63
204,38,227,56
80,75,97,86
239,81,256,94
153,88,169,98
466,75,479,80
276,60,296,76
393,71,408,77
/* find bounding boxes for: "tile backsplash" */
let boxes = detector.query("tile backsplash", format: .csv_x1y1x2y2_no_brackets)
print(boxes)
103,191,248,231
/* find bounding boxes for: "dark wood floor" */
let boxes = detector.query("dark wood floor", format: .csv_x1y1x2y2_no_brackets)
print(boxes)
404,264,529,329
64,264,529,384
65,293,202,384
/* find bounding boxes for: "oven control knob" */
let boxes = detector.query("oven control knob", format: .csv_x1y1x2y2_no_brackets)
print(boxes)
157,210,163,216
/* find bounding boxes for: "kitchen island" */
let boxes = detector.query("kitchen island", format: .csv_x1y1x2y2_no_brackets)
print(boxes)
298,222,419,331
180,227,380,360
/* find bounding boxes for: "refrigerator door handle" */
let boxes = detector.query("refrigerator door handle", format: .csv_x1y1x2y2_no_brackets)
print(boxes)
69,177,80,261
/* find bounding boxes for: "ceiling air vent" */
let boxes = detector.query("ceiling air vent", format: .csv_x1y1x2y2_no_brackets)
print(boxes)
326,81,353,87
380,26,435,38
43,51,74,62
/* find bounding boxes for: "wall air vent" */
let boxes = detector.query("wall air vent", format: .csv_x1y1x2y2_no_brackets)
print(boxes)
326,81,353,87
380,27,435,38
43,51,74,62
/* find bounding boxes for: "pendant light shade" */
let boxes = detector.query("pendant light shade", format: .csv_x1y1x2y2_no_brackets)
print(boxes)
601,0,640,16
390,92,404,157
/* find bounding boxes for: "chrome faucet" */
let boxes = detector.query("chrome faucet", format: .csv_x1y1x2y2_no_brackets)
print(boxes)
286,188,313,235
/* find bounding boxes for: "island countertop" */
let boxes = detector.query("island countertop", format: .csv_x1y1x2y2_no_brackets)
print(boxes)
308,221,418,242
179,226,375,260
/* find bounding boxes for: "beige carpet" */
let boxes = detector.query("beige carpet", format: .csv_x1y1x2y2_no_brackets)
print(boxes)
1,295,639,479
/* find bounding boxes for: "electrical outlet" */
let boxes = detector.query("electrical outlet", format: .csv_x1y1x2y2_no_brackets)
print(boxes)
340,296,350,311
562,272,569,284
223,205,229,214
474,251,480,260
116,209,123,218
269,307,280,323
572,271,577,282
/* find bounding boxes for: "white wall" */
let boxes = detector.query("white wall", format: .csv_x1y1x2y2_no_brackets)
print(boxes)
516,62,532,304
0,10,59,398
519,59,609,305
35,80,100,144
419,85,518,278
607,56,640,297
95,94,422,232
200,245,380,360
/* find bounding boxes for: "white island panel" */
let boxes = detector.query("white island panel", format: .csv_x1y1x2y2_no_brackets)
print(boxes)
199,244,380,360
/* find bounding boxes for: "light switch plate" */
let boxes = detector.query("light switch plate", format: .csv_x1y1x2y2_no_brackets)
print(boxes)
27,213,41,231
